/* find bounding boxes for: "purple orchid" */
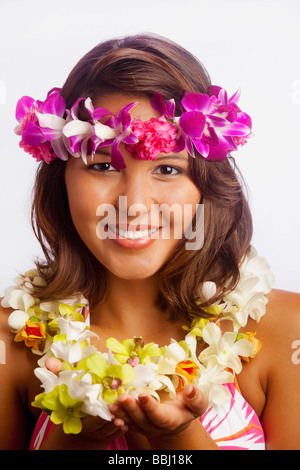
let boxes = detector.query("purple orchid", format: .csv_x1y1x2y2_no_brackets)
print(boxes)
15,88,68,163
103,102,138,170
151,88,252,161
62,97,117,163
63,99,138,169
15,85,252,167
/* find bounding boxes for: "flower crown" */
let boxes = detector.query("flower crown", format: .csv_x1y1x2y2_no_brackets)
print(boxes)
15,86,252,170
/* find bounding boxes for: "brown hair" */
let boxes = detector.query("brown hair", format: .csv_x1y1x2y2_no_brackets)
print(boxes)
31,34,253,321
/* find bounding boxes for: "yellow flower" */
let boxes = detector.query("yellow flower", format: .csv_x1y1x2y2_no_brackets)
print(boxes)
175,359,199,392
14,320,47,351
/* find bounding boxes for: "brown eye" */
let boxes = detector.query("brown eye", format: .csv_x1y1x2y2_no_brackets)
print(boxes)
90,163,115,172
155,165,182,175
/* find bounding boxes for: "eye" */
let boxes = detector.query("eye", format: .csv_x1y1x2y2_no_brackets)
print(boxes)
89,162,116,172
154,165,183,176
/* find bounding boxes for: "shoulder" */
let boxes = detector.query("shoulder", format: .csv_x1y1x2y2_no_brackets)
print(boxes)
253,290,300,449
259,289,300,341
0,297,39,390
250,289,300,366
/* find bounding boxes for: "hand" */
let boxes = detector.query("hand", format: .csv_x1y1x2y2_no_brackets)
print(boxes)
108,384,208,439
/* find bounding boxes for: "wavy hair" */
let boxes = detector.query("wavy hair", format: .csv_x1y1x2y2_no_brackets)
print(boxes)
30,34,253,321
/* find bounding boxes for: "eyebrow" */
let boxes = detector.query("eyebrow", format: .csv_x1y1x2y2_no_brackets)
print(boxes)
94,149,111,156
155,154,188,162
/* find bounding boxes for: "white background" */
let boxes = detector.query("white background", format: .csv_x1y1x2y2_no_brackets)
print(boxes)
0,0,299,295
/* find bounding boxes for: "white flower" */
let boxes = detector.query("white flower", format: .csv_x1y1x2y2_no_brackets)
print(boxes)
201,281,217,301
50,317,98,363
223,247,275,329
199,323,254,374
7,310,29,332
67,372,112,421
129,364,156,389
56,317,97,343
1,286,35,312
193,364,234,405
34,367,112,421
39,293,87,313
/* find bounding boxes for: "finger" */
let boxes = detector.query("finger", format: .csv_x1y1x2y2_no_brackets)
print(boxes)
109,402,134,425
81,413,126,436
117,395,150,429
45,357,62,374
183,384,208,418
137,394,189,430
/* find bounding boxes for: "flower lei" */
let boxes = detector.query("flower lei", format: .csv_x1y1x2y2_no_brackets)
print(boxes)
15,86,252,170
2,248,274,435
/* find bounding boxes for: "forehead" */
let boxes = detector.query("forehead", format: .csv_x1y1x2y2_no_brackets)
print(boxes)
93,93,161,121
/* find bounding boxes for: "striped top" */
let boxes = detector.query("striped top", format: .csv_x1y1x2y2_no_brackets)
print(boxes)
29,378,264,450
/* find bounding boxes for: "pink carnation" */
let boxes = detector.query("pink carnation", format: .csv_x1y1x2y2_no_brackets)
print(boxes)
126,116,177,160
19,140,57,164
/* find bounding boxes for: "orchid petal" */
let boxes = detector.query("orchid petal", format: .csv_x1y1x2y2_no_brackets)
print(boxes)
181,92,210,112
70,97,85,119
202,323,221,346
36,112,65,131
42,91,66,117
179,111,206,138
94,122,118,140
222,122,251,136
63,120,92,138
15,96,35,121
51,139,69,161
236,112,252,130
192,139,210,158
151,92,167,115
92,106,114,121
207,86,222,98
22,121,46,146
111,138,126,170
229,88,241,105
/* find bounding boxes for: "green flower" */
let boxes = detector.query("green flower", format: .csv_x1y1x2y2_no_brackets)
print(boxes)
32,384,86,434
182,305,223,338
47,303,85,332
106,336,162,365
76,352,137,404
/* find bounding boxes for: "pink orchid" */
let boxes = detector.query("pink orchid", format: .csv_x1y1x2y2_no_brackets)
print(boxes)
15,88,68,163
63,99,138,169
151,89,252,161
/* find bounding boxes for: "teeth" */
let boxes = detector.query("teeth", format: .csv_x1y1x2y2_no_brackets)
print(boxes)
110,227,158,240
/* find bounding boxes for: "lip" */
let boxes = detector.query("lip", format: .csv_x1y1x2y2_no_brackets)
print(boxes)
107,225,161,250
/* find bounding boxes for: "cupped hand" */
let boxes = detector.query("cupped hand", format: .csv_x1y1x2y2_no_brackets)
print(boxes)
108,384,208,438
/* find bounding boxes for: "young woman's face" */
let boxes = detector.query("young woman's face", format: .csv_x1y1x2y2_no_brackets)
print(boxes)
65,94,201,280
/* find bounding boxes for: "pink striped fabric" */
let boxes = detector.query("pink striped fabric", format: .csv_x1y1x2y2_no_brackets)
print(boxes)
29,380,264,450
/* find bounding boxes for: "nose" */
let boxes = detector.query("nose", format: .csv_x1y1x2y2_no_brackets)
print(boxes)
115,163,156,224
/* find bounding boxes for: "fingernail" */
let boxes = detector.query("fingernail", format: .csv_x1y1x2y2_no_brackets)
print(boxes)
138,395,148,405
186,385,197,399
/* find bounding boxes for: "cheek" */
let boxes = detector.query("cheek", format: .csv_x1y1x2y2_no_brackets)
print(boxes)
65,166,100,238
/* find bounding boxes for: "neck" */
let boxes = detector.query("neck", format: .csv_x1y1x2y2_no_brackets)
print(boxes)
91,273,171,335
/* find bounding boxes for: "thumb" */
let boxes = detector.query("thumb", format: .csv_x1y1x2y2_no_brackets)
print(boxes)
183,384,208,418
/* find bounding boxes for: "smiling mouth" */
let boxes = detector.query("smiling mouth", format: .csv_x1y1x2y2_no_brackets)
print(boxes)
108,225,160,240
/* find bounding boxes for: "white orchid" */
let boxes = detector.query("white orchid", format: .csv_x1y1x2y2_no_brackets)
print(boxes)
193,363,234,405
223,247,275,330
199,323,254,374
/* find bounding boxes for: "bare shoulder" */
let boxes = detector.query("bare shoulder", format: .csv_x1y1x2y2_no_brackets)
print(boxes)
0,300,39,448
255,289,300,449
258,289,300,340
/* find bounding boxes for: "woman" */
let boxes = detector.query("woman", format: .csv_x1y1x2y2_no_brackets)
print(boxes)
0,34,299,450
